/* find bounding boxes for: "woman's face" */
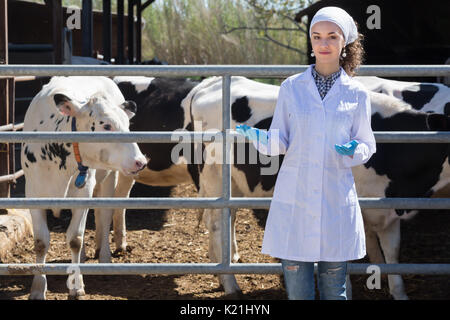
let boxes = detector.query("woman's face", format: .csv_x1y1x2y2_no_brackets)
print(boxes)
311,21,346,64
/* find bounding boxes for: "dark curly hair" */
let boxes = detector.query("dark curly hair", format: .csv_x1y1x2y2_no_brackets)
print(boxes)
339,21,365,77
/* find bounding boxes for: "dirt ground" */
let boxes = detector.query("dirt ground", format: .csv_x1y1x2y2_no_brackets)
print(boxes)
1,181,450,300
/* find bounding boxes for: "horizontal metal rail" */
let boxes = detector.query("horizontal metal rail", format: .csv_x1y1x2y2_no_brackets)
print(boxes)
1,131,450,143
1,263,450,276
0,65,449,77
1,197,450,210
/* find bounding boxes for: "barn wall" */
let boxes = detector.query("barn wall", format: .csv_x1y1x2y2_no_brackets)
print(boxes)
300,0,450,82
8,0,134,63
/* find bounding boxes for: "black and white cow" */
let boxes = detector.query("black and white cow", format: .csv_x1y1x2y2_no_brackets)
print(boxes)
105,76,279,298
181,78,450,299
22,76,147,299
106,76,450,300
352,76,450,299
355,76,450,114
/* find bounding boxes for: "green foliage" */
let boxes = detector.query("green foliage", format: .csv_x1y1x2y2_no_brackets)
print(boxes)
141,0,310,65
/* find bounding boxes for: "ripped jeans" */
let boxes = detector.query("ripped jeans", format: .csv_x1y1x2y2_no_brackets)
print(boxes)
281,259,347,300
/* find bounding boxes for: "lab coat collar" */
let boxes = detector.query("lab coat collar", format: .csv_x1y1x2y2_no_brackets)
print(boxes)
295,64,351,104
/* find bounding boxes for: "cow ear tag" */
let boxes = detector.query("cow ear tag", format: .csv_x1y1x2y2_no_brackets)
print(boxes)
71,117,89,189
75,171,87,188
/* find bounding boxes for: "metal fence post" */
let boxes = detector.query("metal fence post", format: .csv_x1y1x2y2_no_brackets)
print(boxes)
221,75,232,265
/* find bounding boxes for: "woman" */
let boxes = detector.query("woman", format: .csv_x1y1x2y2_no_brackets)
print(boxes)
236,6,376,300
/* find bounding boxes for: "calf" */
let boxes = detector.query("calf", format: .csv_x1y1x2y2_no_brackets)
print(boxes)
22,76,147,299
103,77,201,255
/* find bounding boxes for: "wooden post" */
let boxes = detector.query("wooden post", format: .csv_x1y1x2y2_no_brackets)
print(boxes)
117,0,124,64
103,0,112,63
50,0,63,64
82,0,93,57
0,0,11,206
136,0,141,63
128,0,135,64
8,77,14,184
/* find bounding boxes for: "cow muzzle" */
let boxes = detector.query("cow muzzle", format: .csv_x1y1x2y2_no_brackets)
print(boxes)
123,156,147,176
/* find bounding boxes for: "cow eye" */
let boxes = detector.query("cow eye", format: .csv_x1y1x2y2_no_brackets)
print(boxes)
103,124,112,131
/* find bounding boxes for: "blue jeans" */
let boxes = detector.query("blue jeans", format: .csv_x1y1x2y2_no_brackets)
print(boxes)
281,259,347,300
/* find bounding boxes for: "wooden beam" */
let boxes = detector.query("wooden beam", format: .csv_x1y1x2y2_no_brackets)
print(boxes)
0,0,8,184
128,0,135,64
136,0,141,63
117,0,124,64
103,0,112,62
0,0,10,202
0,0,7,66
50,0,63,64
8,77,15,186
0,82,9,201
82,0,93,57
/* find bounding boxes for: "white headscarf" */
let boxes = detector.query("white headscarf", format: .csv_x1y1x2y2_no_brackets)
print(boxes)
309,6,358,45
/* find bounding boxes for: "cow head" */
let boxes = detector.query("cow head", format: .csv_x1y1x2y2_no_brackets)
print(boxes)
53,92,147,176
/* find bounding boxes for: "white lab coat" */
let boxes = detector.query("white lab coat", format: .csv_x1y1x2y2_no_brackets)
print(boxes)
253,64,376,262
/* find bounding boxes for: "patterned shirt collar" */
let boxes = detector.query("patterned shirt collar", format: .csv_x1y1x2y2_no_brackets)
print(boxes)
311,64,342,100
311,64,341,82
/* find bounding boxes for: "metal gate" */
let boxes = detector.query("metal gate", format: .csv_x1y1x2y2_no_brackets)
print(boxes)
1,64,450,277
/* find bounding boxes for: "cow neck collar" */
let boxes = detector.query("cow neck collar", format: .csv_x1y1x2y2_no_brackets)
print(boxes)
71,117,89,188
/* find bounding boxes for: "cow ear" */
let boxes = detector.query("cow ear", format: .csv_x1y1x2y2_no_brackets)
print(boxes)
53,93,82,117
120,100,137,119
426,113,449,131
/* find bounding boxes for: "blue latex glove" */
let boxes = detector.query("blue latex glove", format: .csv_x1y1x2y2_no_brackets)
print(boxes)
335,140,359,156
235,124,268,145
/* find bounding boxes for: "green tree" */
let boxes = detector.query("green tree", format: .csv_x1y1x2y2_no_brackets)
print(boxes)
142,0,312,65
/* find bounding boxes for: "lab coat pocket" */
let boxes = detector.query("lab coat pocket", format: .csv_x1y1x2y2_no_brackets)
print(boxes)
273,165,298,204
341,171,358,206
334,108,354,138
324,106,354,168
336,101,356,133
340,203,360,255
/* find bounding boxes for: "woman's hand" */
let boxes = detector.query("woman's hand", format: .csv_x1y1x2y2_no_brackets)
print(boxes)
235,124,268,145
335,140,359,158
